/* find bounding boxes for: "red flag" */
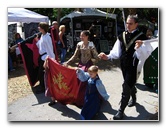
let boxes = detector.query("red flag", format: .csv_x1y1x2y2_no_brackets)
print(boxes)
45,57,80,105
18,39,39,86
50,27,59,61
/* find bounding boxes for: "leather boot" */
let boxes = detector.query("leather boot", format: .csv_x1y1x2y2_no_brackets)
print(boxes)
113,83,130,120
113,110,124,120
128,86,137,107
128,99,136,107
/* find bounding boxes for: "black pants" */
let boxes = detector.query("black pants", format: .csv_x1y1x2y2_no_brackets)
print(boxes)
119,60,138,112
38,57,45,89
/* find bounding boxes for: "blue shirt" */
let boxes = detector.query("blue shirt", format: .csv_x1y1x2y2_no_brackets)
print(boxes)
15,38,23,44
76,69,110,100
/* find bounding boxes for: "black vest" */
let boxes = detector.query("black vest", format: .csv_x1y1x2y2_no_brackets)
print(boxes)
118,29,147,67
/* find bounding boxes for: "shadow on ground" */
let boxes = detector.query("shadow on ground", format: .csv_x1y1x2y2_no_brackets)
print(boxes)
124,103,158,120
31,91,51,106
136,83,157,93
49,100,118,120
50,102,81,120
8,64,26,78
93,100,117,120
95,59,121,71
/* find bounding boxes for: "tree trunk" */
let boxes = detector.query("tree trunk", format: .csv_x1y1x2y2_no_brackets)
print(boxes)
57,8,61,26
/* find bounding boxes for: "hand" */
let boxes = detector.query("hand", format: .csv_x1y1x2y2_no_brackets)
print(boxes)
135,40,143,49
98,52,105,58
43,56,49,69
98,52,108,60
34,36,39,42
62,62,68,67
10,46,17,52
75,67,79,71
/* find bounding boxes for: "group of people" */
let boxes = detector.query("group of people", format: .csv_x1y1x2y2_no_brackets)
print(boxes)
48,21,68,64
32,14,153,120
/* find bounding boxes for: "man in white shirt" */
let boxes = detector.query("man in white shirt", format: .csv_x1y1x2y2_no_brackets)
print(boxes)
98,15,147,120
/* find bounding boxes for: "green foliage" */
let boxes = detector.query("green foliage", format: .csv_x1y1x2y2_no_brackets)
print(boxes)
60,8,75,17
26,8,158,23
26,8,54,21
27,8,74,21
136,8,158,22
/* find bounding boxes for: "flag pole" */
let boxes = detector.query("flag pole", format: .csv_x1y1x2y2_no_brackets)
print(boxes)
10,32,42,51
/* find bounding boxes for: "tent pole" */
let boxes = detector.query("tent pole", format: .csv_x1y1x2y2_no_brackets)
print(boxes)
71,18,74,49
121,8,127,31
115,17,118,37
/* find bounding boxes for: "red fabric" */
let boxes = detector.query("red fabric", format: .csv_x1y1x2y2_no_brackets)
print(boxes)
50,27,59,61
74,81,87,107
18,39,39,86
74,60,93,107
45,57,80,105
26,39,39,67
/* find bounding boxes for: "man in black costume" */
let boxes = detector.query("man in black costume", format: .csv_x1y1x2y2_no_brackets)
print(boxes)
98,15,147,120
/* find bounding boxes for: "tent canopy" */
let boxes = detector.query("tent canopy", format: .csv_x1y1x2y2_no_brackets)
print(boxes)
60,8,117,22
8,8,49,23
60,8,118,49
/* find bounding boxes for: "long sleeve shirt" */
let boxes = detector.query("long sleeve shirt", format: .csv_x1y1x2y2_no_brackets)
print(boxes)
107,38,122,60
66,41,99,65
76,68,110,101
107,37,158,79
135,37,158,79
36,33,55,61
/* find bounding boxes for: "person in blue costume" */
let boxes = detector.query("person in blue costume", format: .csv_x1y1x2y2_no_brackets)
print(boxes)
76,65,110,120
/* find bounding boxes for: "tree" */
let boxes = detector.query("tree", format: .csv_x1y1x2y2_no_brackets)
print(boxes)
27,8,54,21
57,8,61,26
26,8,158,26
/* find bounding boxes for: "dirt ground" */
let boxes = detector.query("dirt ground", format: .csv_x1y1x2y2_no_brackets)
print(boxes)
8,64,33,104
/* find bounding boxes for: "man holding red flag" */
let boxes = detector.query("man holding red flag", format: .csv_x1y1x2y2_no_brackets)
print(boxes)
49,21,59,61
18,22,57,94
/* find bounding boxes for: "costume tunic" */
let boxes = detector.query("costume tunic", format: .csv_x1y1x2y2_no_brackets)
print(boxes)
77,69,109,120
66,41,99,71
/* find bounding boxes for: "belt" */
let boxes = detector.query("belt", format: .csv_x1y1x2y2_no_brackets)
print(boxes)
40,52,47,57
